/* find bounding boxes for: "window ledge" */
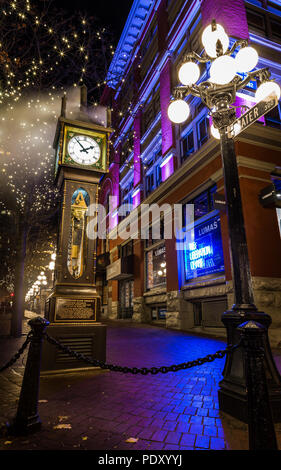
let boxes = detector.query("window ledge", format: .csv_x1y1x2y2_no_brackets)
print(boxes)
181,275,226,291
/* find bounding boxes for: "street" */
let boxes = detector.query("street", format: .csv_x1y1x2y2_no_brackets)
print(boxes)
1,316,281,451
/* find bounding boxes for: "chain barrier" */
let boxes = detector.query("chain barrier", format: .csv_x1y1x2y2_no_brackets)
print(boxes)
0,330,240,375
44,332,240,375
0,332,32,372
1,318,277,450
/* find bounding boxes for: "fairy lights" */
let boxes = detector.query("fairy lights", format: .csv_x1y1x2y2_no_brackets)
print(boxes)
0,0,117,298
0,0,116,106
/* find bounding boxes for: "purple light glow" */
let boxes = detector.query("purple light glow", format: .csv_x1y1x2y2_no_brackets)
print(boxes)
134,112,142,187
234,94,265,124
160,60,174,155
200,0,249,40
161,155,175,182
132,189,141,209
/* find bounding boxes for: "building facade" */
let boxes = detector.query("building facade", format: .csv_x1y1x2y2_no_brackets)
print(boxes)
97,0,281,344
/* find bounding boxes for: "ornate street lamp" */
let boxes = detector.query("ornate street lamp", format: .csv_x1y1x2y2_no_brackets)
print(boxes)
168,20,281,422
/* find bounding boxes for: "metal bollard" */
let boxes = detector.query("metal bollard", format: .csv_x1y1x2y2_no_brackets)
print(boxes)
7,316,49,435
237,320,278,450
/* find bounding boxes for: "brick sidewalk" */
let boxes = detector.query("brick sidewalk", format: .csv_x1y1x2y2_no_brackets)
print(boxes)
1,318,281,451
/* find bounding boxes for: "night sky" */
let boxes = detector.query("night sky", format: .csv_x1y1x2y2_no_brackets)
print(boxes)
56,0,133,42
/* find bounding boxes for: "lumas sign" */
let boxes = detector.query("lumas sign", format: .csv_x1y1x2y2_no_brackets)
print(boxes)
183,213,225,281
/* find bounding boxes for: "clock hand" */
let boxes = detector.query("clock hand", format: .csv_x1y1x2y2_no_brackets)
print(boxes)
75,138,88,153
80,145,95,153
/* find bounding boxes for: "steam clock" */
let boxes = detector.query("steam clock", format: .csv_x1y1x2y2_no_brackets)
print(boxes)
42,87,111,373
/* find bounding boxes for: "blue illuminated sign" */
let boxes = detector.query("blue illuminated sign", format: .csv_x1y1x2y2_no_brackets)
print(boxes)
236,72,257,90
184,213,225,281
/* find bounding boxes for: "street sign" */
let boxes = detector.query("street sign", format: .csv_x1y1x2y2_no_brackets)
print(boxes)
213,192,227,213
259,183,281,209
228,94,279,137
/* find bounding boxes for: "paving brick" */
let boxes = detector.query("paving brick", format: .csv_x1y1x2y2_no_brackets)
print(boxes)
196,408,208,417
165,431,182,445
138,428,155,440
164,412,179,421
189,424,204,435
180,433,196,447
208,409,220,418
203,416,216,426
195,435,210,449
164,444,180,450
1,317,281,452
162,421,177,431
203,425,217,437
190,415,203,424
210,437,226,450
151,430,168,442
176,421,190,433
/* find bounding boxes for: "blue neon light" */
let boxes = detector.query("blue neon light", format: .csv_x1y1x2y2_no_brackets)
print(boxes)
183,214,225,281
236,72,257,90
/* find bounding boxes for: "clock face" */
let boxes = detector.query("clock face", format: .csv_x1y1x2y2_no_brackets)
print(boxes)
67,135,101,165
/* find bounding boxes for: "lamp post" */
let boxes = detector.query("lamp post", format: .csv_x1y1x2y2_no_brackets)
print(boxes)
168,20,281,422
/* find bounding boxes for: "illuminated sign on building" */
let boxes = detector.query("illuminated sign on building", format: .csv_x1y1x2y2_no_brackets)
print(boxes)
184,213,224,281
236,72,257,90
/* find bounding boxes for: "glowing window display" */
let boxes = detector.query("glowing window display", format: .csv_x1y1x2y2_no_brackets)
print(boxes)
183,213,224,281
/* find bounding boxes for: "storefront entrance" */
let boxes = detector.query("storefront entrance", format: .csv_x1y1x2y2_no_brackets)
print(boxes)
119,279,134,319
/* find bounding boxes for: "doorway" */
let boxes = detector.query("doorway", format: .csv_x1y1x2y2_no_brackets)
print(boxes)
119,279,134,319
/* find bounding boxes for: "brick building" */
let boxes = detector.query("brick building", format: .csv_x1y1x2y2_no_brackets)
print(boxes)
96,0,281,344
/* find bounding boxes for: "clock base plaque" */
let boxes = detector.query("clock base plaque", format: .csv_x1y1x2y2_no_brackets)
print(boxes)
42,291,106,373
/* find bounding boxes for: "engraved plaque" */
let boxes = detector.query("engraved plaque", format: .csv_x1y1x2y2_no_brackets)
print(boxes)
55,298,96,322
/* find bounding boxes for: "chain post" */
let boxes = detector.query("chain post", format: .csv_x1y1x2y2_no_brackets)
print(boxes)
237,320,278,450
7,316,49,435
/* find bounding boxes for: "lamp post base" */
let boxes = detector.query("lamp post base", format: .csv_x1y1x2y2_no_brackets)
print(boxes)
218,308,281,423
6,415,42,436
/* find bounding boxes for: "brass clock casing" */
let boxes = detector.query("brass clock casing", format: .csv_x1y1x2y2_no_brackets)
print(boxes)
54,116,111,179
47,114,112,325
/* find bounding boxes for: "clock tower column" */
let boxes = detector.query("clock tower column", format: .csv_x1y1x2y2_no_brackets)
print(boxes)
42,87,111,373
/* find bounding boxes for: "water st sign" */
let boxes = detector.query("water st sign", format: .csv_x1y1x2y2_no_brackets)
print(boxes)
229,94,279,136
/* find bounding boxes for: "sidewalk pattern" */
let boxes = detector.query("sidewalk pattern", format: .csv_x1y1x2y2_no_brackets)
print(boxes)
1,319,281,451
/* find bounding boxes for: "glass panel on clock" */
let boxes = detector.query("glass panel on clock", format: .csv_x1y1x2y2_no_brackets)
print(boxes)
67,188,89,279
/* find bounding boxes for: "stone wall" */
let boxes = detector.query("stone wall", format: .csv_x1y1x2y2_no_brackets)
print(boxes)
132,297,149,322
252,277,281,326
166,290,194,330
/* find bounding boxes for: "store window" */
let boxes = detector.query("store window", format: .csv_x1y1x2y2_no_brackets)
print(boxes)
119,240,133,257
146,173,154,196
183,212,225,282
145,159,162,196
145,222,166,290
179,102,211,159
146,244,166,290
183,185,216,226
181,130,195,161
145,219,165,248
180,186,225,283
197,115,209,148
151,305,167,321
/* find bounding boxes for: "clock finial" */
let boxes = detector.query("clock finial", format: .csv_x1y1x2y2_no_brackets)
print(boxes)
61,94,67,117
80,84,88,110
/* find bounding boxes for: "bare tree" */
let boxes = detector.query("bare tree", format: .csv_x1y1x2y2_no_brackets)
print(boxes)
0,0,115,336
